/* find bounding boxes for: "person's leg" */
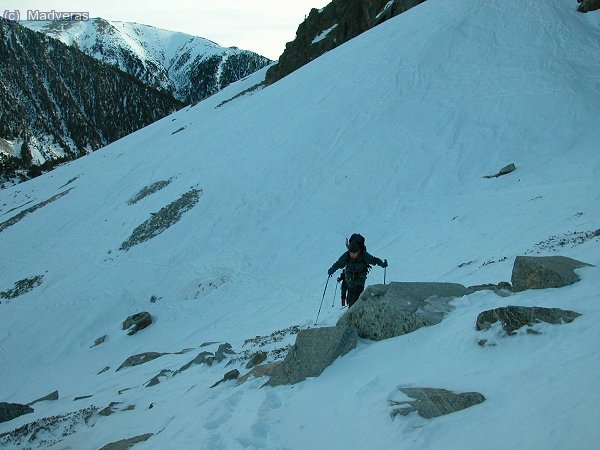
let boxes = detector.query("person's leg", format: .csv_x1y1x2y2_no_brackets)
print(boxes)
341,279,348,306
347,284,365,307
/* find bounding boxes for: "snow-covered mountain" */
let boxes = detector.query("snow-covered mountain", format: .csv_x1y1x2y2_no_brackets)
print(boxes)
23,18,272,104
0,18,183,187
1,1,600,449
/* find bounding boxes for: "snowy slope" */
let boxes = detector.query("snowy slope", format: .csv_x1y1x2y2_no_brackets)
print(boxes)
23,18,271,103
2,0,600,449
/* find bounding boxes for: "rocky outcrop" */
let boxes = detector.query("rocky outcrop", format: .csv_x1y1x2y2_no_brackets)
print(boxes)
28,390,59,406
116,352,166,371
122,312,153,335
237,362,282,386
267,326,357,387
0,402,33,423
476,306,581,335
390,387,485,419
337,282,472,341
265,0,427,85
210,369,240,388
98,433,154,450
511,256,593,292
484,163,516,179
577,0,600,12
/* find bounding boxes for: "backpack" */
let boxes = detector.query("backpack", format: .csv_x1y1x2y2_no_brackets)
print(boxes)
346,233,366,253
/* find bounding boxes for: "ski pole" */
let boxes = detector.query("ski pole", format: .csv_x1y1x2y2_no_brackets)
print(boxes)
315,275,331,325
384,259,387,284
332,279,338,308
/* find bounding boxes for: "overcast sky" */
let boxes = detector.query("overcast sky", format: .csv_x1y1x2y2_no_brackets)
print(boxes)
3,0,331,59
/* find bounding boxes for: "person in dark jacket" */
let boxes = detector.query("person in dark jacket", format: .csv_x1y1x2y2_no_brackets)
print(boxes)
328,241,387,307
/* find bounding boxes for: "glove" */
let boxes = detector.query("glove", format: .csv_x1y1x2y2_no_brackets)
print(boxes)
328,268,335,276
381,259,388,268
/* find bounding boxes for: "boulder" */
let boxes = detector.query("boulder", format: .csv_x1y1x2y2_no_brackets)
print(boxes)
246,351,268,369
476,306,581,335
122,312,152,335
511,256,593,292
210,369,240,388
390,387,485,419
0,402,34,423
116,352,166,371
237,362,281,386
266,326,357,387
578,0,600,13
484,163,516,178
337,282,472,341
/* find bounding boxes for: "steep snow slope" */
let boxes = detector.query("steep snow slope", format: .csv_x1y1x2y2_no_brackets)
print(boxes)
1,0,600,449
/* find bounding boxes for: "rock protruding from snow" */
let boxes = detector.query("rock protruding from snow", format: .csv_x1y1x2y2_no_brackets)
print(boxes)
116,352,166,371
476,306,581,335
578,0,600,13
266,326,357,387
337,282,472,341
98,433,154,450
122,312,153,335
390,387,485,419
0,402,34,423
27,390,59,406
511,256,593,292
483,162,516,178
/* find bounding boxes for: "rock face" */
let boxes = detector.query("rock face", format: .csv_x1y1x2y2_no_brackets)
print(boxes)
484,163,516,178
511,256,593,292
337,282,472,341
390,387,485,419
0,402,34,423
476,306,581,335
578,0,600,13
265,0,427,85
267,326,357,387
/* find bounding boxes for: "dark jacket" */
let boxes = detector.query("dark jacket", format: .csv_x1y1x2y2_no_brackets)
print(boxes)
329,251,385,288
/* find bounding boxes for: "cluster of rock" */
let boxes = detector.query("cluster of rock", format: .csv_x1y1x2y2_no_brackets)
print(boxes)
577,0,600,12
259,255,593,419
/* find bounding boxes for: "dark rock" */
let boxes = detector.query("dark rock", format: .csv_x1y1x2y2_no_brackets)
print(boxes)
98,433,154,450
178,351,215,372
116,352,167,371
337,282,472,341
97,366,110,375
215,343,236,362
99,402,122,417
511,256,593,292
265,0,426,85
267,326,357,387
578,0,600,13
73,395,94,401
122,312,152,335
246,351,268,369
390,387,485,419
28,390,59,406
237,362,282,386
146,369,173,387
210,369,241,388
476,305,581,335
484,163,516,178
91,335,107,347
594,228,600,237
0,402,34,423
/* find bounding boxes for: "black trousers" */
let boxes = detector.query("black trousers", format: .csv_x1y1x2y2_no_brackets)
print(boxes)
347,284,365,307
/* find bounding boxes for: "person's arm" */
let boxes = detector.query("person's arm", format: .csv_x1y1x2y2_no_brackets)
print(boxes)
328,253,347,275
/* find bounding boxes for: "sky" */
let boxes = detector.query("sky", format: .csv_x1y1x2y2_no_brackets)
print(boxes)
2,0,330,59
